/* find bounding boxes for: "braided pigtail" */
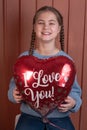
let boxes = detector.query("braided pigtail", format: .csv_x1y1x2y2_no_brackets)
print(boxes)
29,29,36,55
60,24,64,51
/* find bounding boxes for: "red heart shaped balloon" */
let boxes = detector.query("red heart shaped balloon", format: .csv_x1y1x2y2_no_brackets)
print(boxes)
13,55,76,116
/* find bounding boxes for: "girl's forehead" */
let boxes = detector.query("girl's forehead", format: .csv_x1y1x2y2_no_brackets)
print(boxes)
36,11,57,20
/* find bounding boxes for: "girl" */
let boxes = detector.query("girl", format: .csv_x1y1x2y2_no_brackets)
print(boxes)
8,6,82,130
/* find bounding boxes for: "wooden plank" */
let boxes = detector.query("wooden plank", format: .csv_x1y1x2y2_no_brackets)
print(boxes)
5,0,20,72
0,0,3,63
80,1,87,130
53,0,69,52
0,1,4,74
0,0,5,130
68,0,85,81
3,0,20,130
20,0,36,53
37,0,52,9
67,0,85,129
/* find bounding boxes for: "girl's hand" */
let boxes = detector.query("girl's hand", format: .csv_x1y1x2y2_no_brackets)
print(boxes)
58,96,76,112
13,87,23,103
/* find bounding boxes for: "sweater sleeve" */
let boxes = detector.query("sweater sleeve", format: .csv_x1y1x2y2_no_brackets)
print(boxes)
8,77,17,103
69,75,82,112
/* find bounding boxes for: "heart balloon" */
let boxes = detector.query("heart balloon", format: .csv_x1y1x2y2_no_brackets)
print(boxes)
13,55,76,116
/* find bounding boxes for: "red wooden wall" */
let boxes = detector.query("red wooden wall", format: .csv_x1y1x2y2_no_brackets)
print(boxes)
0,0,87,130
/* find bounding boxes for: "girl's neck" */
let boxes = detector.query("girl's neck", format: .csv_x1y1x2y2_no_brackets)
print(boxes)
35,40,60,55
36,47,59,56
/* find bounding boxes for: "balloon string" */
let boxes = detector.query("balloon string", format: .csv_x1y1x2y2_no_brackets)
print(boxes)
42,117,66,130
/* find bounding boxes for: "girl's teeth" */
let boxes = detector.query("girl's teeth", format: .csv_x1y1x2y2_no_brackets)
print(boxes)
42,32,50,34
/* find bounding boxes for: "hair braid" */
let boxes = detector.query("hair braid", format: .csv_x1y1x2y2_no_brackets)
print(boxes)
60,24,64,51
29,29,35,55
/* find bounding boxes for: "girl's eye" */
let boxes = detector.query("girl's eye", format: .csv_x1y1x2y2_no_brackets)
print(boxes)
49,23,55,25
38,22,44,24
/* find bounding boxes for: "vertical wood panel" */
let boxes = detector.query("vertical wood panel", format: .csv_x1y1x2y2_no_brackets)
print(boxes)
53,0,69,52
5,0,20,90
80,1,87,130
0,1,4,75
0,0,3,62
5,0,20,64
4,0,20,130
37,0,52,9
20,0,36,53
68,0,85,81
0,0,4,129
67,0,85,129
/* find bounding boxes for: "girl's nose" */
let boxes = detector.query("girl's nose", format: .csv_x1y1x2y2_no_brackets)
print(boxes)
43,23,49,29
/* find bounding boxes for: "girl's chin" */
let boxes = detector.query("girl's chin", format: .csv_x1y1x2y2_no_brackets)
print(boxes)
40,39,53,43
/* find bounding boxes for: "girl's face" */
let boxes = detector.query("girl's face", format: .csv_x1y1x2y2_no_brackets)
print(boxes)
34,11,60,43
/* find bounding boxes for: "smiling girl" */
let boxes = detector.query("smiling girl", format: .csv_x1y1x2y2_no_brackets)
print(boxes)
8,6,82,130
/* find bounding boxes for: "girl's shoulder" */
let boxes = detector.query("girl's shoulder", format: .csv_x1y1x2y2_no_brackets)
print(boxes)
57,51,73,61
18,51,29,57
